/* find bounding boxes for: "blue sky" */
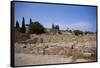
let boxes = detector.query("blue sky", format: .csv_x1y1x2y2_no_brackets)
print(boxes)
15,2,97,32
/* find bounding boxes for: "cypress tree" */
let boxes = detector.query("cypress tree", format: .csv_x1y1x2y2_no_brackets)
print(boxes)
21,17,26,33
52,24,55,29
16,20,20,29
30,18,32,25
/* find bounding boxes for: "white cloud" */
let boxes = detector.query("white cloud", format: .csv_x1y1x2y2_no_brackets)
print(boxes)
43,21,93,32
66,22,92,31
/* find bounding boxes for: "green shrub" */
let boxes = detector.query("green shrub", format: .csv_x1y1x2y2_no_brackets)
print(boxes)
73,30,83,36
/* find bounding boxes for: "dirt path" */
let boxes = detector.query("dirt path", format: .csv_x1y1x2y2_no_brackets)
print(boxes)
15,53,91,66
15,53,73,66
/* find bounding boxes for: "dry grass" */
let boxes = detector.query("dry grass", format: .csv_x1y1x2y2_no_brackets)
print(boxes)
15,33,97,63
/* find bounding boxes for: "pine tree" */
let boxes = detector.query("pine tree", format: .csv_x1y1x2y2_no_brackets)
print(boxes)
21,17,26,33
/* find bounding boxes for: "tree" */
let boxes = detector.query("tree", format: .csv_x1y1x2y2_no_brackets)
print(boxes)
16,20,20,29
34,21,45,34
29,21,45,34
30,18,32,25
52,24,60,30
21,17,26,33
73,30,83,36
29,18,32,33
68,30,72,33
52,24,55,29
51,24,61,34
55,25,59,30
29,22,35,34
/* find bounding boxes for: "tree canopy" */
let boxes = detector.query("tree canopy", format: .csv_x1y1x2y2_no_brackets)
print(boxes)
29,21,45,34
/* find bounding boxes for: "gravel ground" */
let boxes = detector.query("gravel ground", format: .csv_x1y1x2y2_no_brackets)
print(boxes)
15,53,92,66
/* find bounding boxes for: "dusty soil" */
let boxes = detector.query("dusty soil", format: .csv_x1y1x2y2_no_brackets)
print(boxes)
15,53,93,66
15,33,97,66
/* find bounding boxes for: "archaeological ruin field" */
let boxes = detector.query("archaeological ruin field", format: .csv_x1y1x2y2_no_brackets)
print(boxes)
15,31,97,66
